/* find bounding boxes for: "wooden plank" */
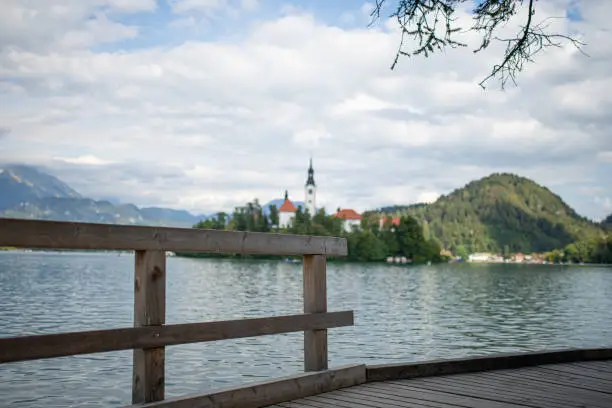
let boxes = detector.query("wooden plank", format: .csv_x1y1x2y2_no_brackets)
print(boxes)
570,361,612,373
302,395,372,408
303,254,327,372
537,364,612,381
362,382,524,408
319,389,427,408
343,387,460,408
133,250,166,404
365,348,612,381
0,218,348,256
0,311,353,363
447,370,612,407
124,364,366,408
428,368,612,398
403,375,610,408
500,367,612,394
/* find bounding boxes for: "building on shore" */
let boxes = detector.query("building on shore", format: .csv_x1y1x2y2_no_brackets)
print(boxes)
278,190,297,228
379,216,401,230
468,252,493,262
277,159,317,228
333,208,362,232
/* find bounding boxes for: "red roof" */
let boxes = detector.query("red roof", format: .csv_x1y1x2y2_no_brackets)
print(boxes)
279,199,297,212
334,209,362,220
380,216,400,227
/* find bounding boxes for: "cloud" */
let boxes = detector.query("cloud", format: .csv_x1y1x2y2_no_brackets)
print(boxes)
0,1,151,52
169,0,228,14
1,1,612,219
598,151,612,163
53,155,115,166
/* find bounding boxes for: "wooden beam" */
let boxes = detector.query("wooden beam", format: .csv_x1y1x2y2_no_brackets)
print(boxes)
303,254,327,371
365,348,612,382
0,311,354,364
133,250,166,404
0,218,348,256
124,364,366,408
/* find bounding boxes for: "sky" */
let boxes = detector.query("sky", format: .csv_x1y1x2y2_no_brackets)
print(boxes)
0,0,611,220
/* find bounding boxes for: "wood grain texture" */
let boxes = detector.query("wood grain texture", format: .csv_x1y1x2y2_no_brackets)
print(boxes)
303,255,327,372
124,364,366,408
0,311,354,363
0,218,348,256
280,360,612,408
133,250,166,404
366,348,612,382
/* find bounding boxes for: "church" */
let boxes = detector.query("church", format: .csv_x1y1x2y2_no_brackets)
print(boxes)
278,159,316,228
277,160,362,232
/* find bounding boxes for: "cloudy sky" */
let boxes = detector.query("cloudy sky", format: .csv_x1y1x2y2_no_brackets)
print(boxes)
1,0,611,220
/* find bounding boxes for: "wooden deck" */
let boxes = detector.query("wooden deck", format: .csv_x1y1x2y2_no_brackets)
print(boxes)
270,360,612,408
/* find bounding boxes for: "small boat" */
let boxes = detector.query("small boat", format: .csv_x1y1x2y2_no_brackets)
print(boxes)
282,258,301,264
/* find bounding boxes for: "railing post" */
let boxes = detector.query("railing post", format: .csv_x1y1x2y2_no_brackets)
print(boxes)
132,250,166,404
303,254,328,371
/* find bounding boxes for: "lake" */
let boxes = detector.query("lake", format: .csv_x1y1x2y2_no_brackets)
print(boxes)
1,252,611,407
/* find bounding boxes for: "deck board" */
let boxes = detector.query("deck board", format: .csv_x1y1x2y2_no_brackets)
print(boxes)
272,360,612,408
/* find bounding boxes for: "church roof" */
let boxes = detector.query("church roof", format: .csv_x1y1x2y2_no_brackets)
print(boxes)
305,158,315,186
334,208,362,220
279,199,297,212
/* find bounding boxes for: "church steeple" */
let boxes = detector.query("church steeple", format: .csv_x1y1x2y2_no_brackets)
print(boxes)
305,158,315,187
304,158,316,216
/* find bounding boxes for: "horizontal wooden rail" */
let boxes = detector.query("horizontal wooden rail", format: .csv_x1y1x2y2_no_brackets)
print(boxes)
126,364,366,408
0,219,348,256
0,311,353,364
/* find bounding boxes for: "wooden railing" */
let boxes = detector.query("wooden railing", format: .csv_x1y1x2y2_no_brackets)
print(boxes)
0,218,353,406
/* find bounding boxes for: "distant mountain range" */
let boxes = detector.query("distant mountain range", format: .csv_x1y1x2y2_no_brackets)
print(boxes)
0,165,208,227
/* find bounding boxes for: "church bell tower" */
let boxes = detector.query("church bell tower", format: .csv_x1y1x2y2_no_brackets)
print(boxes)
304,158,316,216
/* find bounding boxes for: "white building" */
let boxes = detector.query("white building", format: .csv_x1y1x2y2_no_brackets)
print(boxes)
334,208,362,232
304,158,316,216
278,190,297,228
468,252,492,262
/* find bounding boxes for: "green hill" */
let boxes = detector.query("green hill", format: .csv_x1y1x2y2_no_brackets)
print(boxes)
602,214,612,230
386,173,604,253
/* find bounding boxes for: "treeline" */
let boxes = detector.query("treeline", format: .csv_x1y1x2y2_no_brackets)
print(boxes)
545,236,612,264
182,199,446,263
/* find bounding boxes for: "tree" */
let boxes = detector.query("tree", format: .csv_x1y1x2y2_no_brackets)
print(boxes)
269,204,279,228
503,245,510,260
370,0,584,88
422,219,430,241
454,244,469,260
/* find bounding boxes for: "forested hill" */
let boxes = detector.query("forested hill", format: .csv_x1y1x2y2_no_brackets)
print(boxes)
386,173,604,253
602,214,612,230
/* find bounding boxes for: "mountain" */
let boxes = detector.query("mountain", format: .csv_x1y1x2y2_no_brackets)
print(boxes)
383,173,604,253
140,207,207,226
0,165,207,227
0,164,81,211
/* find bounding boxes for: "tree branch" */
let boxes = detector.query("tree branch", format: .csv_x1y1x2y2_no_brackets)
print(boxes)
369,0,586,89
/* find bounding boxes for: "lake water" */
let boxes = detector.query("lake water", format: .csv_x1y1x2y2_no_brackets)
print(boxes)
1,252,612,407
